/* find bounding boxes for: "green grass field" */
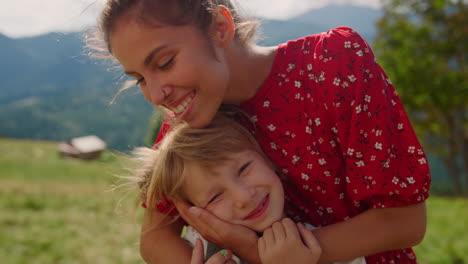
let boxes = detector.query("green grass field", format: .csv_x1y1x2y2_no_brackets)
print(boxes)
1,138,467,263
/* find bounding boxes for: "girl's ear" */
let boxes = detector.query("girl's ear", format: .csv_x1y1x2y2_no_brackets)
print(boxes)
210,5,235,48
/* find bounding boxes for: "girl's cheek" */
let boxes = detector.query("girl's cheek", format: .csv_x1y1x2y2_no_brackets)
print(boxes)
211,201,233,222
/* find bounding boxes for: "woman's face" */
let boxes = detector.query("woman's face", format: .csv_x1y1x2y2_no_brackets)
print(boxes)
110,18,230,128
181,150,285,232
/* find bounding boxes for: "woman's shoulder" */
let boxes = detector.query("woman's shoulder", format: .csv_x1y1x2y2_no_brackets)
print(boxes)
279,27,367,54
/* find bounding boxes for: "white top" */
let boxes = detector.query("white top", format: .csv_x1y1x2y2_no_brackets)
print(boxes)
183,224,366,264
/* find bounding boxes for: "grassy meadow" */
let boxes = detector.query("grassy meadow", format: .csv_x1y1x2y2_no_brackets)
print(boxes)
1,138,467,263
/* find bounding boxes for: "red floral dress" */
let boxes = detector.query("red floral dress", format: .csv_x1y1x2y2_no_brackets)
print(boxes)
155,27,431,263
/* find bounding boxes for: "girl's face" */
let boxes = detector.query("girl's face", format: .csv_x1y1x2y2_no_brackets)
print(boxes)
181,150,285,232
110,18,230,128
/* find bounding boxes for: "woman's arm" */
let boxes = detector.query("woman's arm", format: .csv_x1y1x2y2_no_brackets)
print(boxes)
139,209,192,264
313,202,427,263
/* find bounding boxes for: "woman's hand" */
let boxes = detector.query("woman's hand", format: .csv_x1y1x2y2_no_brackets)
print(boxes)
258,218,321,264
175,201,261,264
191,239,237,264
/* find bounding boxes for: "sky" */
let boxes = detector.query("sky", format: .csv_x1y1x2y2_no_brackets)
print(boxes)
0,0,381,38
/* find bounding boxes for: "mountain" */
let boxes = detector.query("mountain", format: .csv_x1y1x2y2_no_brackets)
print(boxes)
259,4,383,46
0,4,382,151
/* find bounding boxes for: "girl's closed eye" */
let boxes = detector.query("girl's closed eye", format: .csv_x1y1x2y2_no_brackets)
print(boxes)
239,161,252,176
207,192,223,206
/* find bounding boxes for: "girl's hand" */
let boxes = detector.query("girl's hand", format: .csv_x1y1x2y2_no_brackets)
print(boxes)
175,201,261,264
191,239,237,264
258,218,322,264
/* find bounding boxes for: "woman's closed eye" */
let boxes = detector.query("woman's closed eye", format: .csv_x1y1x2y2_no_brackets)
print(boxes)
159,56,175,70
136,76,145,85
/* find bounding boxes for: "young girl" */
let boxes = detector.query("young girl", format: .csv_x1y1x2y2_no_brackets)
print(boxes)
90,0,431,263
133,113,366,264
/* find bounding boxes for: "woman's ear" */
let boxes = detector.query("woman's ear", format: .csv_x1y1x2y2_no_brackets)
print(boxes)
210,5,236,48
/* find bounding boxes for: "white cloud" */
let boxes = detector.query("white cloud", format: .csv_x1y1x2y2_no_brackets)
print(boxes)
0,0,380,38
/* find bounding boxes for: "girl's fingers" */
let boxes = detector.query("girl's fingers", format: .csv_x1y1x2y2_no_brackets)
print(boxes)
262,227,275,246
282,218,300,240
271,221,286,242
190,239,205,264
297,223,322,252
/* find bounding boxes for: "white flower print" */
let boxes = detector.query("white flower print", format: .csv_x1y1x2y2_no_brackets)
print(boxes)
324,171,331,177
398,123,404,130
418,149,424,155
356,152,363,158
307,164,313,169
400,182,408,189
348,74,357,82
339,193,345,199
347,148,355,156
318,158,327,165
267,124,276,131
303,185,310,191
370,155,376,161
407,177,415,184
307,64,313,71
318,138,324,144
270,142,277,150
332,127,338,134
306,126,312,134
355,105,362,114
287,63,295,71
263,100,270,107
392,177,399,185
295,93,301,99
355,160,365,167
408,146,415,153
353,42,360,48
356,50,363,57
295,81,302,88
315,118,321,126
346,177,350,183
376,130,382,136
282,149,288,156
319,71,325,82
344,41,351,48
365,95,371,103
327,207,333,214
292,155,300,164
383,160,390,168
418,158,427,165
301,173,309,181
342,81,349,88
333,78,341,86
335,178,340,184
375,142,383,150
330,140,336,147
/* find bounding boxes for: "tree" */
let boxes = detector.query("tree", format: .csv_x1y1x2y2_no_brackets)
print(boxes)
374,0,468,195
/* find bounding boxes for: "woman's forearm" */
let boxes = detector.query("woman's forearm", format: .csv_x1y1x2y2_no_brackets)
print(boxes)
140,210,192,264
312,202,427,263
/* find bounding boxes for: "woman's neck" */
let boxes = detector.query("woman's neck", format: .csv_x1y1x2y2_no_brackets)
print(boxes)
223,43,278,105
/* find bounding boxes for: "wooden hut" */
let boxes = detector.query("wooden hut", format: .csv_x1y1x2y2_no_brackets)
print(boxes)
58,135,106,160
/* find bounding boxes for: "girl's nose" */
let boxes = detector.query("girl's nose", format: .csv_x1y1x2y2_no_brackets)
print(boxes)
233,185,256,209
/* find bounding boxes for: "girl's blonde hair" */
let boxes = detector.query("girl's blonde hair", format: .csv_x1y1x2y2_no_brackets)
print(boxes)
133,112,264,214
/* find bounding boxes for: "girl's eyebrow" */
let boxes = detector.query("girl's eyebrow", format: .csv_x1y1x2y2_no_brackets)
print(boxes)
124,44,169,75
